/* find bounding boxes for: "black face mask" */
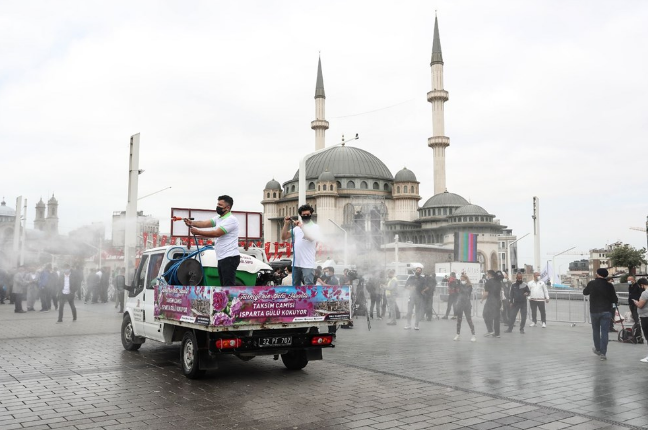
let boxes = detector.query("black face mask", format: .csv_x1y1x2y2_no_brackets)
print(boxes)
216,207,225,215
301,215,311,223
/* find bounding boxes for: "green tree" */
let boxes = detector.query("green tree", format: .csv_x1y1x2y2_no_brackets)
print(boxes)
608,244,647,275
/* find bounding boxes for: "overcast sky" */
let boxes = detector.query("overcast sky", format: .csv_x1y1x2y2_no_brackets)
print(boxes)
1,0,647,271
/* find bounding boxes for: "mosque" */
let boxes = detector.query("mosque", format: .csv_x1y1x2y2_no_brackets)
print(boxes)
261,17,517,272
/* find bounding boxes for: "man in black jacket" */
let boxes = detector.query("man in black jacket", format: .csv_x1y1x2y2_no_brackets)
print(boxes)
583,268,618,360
505,272,530,334
628,276,641,324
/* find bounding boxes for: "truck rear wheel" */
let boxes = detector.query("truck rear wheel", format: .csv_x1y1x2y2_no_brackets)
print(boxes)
121,315,142,351
281,350,308,370
181,331,205,379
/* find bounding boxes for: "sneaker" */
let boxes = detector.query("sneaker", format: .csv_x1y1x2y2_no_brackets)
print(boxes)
386,321,396,326
592,347,601,356
639,357,648,363
56,320,62,323
599,355,607,361
504,329,512,333
450,316,457,319
484,332,494,337
404,326,411,330
542,322,546,328
520,329,525,334
529,322,536,327
414,326,419,330
470,335,476,342
495,335,501,338
453,334,460,341
441,316,448,320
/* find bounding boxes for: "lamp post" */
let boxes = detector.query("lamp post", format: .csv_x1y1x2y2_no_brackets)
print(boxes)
298,134,358,208
394,234,399,263
328,219,348,266
551,246,575,286
506,233,529,276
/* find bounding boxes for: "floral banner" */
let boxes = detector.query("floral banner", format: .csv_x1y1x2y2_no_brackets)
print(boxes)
154,285,350,327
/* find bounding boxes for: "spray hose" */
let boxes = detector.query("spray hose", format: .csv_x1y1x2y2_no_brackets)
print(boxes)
161,236,213,285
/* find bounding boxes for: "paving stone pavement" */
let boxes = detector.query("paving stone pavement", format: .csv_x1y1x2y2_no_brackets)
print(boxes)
0,300,646,430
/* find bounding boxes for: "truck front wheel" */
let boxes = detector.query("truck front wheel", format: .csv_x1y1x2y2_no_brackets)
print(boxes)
181,331,205,379
281,350,308,370
121,315,142,351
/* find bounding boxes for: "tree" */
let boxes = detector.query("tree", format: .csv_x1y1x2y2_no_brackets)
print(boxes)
608,244,647,275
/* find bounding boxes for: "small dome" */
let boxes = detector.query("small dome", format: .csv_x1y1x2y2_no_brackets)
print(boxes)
36,198,45,208
48,194,58,204
0,199,16,217
264,179,281,190
318,170,336,182
394,167,417,182
452,204,490,216
422,191,469,208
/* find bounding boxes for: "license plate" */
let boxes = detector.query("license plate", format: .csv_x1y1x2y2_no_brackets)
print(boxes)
259,336,292,347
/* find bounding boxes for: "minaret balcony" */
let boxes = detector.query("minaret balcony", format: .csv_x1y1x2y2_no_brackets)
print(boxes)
311,119,330,130
428,136,450,147
427,90,449,102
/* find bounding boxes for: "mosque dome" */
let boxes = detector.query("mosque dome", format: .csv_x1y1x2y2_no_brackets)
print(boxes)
0,199,16,217
264,179,281,190
421,191,469,209
291,146,393,181
318,169,336,182
452,204,489,216
394,167,417,182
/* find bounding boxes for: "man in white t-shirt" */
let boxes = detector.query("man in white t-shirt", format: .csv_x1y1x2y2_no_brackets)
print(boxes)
184,195,240,286
281,204,320,286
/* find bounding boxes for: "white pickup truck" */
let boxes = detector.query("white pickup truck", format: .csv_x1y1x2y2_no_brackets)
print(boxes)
121,246,351,378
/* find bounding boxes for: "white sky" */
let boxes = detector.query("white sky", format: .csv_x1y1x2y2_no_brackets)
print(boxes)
1,0,647,271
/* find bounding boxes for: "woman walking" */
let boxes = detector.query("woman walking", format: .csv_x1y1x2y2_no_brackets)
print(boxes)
454,273,476,341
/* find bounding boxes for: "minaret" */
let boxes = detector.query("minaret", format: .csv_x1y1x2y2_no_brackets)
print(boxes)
427,15,450,195
311,55,329,150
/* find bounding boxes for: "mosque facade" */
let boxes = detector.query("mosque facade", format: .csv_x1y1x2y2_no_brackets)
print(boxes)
262,17,517,272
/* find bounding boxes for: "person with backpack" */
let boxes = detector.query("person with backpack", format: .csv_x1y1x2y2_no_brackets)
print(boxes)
505,272,530,334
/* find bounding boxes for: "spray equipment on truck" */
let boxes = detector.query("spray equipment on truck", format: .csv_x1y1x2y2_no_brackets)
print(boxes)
162,217,209,286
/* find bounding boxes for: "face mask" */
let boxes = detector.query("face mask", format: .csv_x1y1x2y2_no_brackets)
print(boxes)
301,215,311,223
216,207,225,215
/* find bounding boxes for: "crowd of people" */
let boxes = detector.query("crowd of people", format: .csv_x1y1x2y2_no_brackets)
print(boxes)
0,263,127,322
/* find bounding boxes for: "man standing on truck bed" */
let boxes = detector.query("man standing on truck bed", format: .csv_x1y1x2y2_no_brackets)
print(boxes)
184,195,240,286
281,204,319,286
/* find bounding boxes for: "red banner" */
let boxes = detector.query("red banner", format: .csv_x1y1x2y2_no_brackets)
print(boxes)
152,234,158,248
142,232,148,249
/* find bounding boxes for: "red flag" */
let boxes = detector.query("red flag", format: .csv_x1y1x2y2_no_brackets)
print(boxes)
264,242,271,261
142,232,148,249
160,235,168,246
152,234,158,248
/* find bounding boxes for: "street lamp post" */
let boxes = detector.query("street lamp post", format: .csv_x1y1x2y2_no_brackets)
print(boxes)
506,233,530,276
328,219,348,266
551,246,576,286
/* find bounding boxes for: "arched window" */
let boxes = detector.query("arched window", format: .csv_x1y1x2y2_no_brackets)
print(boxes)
308,182,315,190
404,186,408,193
347,181,355,189
383,183,389,191
272,192,276,198
323,184,327,191
266,192,270,198
318,185,320,191
373,182,379,190
397,186,401,193
443,208,447,215
291,185,295,193
336,181,342,189
360,181,368,189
